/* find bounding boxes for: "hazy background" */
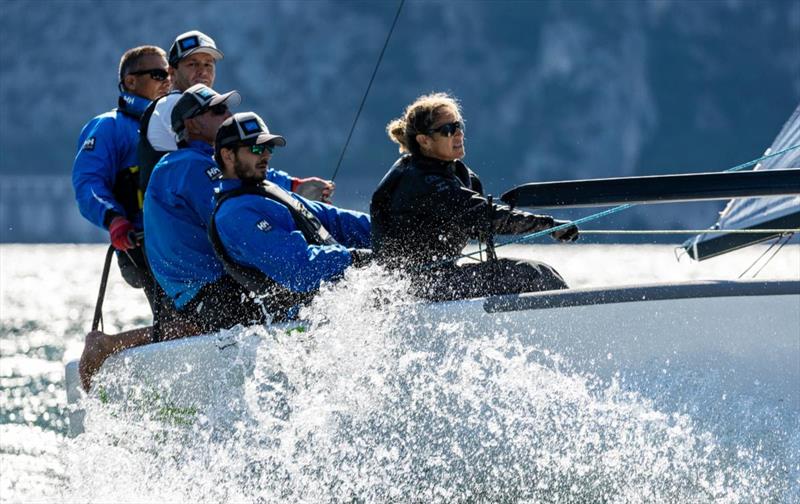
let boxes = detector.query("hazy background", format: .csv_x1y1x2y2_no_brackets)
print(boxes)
1,0,798,243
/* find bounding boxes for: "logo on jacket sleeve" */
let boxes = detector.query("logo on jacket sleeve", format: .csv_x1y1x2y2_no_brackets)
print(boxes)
82,137,96,151
256,219,272,232
205,165,222,180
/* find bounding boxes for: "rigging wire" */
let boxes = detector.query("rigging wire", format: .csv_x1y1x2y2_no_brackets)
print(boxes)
572,229,800,235
749,234,794,278
738,232,796,279
330,0,405,181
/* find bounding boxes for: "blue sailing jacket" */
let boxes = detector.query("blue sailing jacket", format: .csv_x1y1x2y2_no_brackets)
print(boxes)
144,140,297,308
214,179,371,293
72,92,151,229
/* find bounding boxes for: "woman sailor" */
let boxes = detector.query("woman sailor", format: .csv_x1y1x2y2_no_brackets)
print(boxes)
370,92,578,301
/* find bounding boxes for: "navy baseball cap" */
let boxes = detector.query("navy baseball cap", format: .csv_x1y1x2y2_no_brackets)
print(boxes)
168,30,224,67
215,112,286,152
171,84,241,140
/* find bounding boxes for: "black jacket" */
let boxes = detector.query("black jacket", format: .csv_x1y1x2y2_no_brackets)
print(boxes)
370,154,554,268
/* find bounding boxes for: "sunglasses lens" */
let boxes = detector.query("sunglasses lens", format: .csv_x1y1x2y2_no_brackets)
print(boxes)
249,144,274,155
150,69,168,81
431,121,464,137
210,104,228,116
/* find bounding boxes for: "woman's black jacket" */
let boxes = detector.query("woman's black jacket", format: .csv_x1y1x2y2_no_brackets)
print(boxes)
370,154,554,268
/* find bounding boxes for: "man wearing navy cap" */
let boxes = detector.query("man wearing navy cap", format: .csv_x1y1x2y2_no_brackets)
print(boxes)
138,30,334,202
208,112,371,320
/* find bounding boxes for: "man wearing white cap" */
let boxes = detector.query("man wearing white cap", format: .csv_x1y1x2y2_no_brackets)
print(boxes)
143,84,240,327
138,30,334,201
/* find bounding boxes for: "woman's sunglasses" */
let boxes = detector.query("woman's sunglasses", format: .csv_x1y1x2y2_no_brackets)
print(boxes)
128,68,169,81
428,120,465,137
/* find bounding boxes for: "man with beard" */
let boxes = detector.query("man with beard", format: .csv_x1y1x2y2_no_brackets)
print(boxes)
208,112,372,320
139,30,334,202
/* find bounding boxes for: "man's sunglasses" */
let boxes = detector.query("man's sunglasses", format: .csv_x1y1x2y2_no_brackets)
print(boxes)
428,120,465,137
247,143,274,155
191,104,228,119
128,68,169,81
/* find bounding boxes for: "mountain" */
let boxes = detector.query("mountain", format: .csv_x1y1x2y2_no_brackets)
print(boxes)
1,0,798,242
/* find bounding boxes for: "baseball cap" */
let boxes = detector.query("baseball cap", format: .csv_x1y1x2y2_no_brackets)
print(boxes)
171,84,242,140
168,30,224,67
215,112,287,152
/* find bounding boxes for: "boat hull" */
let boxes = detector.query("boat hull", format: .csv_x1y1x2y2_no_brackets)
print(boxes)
65,280,800,437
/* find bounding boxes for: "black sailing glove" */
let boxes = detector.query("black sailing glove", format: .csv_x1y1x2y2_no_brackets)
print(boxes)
348,248,374,268
550,219,580,242
495,212,555,235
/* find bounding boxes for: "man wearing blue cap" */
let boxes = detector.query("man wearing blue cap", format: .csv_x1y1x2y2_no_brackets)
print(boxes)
139,30,334,201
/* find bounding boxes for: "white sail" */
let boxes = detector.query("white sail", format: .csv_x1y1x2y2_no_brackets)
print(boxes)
685,103,800,260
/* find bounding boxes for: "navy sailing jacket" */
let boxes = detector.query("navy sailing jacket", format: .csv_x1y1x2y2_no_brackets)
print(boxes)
144,140,296,308
71,92,151,230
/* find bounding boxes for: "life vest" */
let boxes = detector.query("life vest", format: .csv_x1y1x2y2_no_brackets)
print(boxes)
113,95,149,218
208,180,339,319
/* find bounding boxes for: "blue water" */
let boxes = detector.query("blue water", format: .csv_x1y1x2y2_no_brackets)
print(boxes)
1,244,798,502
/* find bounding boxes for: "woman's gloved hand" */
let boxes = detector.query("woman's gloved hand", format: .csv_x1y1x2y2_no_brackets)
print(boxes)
549,219,580,242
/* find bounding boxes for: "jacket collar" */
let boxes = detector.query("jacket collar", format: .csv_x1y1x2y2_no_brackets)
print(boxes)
185,139,215,155
117,92,151,119
410,154,457,172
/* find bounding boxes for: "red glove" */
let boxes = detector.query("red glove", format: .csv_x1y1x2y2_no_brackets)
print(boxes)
109,216,136,251
291,177,335,203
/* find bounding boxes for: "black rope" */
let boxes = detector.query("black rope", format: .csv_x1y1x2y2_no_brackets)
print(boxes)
92,244,116,332
331,0,405,181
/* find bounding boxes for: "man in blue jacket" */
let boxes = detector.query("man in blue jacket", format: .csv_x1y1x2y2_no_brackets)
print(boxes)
209,112,371,320
72,45,170,312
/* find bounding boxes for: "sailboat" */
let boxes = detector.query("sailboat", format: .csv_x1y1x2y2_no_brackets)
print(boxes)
64,105,800,438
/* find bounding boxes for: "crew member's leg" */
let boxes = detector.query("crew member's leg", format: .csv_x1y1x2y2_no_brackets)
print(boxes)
116,245,163,315
178,275,268,334
415,258,568,301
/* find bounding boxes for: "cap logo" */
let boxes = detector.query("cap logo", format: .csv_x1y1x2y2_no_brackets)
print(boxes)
240,119,263,135
235,115,268,141
195,87,214,101
179,36,199,51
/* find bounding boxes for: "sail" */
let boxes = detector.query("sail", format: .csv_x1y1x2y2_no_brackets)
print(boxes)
683,103,800,261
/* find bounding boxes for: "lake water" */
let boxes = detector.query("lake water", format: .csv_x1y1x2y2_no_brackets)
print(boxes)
1,243,798,502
